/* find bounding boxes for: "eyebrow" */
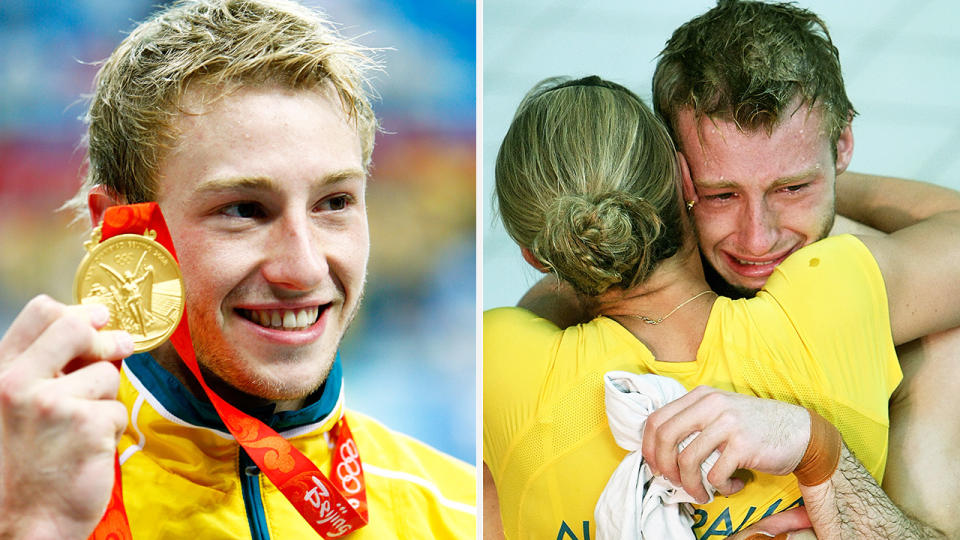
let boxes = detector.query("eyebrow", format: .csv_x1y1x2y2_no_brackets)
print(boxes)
694,168,821,190
194,168,366,194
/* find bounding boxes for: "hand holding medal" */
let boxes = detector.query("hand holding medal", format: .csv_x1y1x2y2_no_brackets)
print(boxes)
0,203,368,539
0,266,133,534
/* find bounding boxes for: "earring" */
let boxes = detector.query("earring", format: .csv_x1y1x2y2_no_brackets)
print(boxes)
686,200,696,211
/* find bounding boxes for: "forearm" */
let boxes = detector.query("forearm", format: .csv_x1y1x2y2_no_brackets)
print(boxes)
800,442,945,539
836,172,960,233
517,274,593,327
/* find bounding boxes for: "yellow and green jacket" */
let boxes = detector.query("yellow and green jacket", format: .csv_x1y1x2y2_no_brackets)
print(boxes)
117,353,476,539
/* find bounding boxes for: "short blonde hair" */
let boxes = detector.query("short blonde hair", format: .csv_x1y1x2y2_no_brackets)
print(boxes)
67,0,379,216
495,76,684,296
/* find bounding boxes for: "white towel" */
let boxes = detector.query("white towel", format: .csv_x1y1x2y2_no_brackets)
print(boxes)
595,371,720,540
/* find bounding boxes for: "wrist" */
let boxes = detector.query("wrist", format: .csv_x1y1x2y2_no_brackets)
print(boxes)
793,408,842,486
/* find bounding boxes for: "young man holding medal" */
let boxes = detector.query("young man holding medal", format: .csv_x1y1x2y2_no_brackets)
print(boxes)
0,0,475,538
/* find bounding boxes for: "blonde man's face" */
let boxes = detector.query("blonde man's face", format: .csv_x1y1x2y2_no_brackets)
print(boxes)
153,84,369,400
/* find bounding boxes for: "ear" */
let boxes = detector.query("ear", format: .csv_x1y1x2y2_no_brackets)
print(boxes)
88,185,124,227
521,247,550,273
677,151,697,205
834,120,854,175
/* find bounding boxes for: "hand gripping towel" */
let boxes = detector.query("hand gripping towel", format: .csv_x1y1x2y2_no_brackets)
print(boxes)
595,371,719,540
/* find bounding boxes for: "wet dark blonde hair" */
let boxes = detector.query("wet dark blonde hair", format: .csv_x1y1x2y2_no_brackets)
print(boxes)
495,76,684,296
66,0,379,217
653,0,854,156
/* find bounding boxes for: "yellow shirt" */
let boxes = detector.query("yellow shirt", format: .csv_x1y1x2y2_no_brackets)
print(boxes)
117,353,476,539
483,234,900,540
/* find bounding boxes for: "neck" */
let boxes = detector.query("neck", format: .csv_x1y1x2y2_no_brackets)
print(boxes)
152,342,307,414
594,240,717,362
594,237,708,314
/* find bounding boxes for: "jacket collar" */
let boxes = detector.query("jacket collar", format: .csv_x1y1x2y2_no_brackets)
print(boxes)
122,351,344,434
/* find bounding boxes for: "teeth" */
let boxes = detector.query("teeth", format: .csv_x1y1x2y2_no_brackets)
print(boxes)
736,258,773,266
240,307,321,331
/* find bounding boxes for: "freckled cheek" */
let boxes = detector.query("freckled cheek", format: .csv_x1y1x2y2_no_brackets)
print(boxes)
331,226,369,298
779,196,832,239
172,235,241,316
692,208,740,247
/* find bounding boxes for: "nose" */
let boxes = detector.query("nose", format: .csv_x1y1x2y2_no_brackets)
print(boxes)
260,212,327,291
737,197,778,257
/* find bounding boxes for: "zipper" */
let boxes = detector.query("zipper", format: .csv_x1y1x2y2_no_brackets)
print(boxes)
240,448,270,539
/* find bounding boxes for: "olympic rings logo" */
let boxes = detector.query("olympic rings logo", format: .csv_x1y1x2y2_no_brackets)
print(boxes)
336,439,363,494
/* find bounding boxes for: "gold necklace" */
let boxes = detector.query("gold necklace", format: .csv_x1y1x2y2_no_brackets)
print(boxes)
628,290,716,325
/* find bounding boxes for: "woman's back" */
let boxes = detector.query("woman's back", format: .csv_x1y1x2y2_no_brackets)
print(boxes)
483,235,899,540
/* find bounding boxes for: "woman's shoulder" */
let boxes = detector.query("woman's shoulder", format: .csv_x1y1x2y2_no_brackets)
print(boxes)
765,234,878,295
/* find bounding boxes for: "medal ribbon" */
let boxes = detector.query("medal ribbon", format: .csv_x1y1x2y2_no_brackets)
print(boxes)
90,203,368,539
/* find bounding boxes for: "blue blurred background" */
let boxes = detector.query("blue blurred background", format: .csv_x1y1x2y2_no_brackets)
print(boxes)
0,0,476,464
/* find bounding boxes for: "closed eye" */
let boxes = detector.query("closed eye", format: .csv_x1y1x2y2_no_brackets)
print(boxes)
780,183,810,193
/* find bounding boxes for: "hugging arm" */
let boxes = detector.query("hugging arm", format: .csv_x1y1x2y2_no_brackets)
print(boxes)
798,444,944,539
841,173,960,537
642,387,946,539
837,172,960,235
841,172,960,339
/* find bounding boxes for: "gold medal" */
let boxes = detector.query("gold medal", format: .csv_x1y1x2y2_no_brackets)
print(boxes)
73,226,184,353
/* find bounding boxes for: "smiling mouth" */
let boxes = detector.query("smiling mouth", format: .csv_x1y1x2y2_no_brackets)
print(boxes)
236,306,325,331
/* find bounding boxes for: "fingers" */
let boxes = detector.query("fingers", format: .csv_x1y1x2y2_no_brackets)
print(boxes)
642,387,707,476
52,360,123,401
642,386,815,505
0,295,69,366
100,398,130,445
646,387,718,488
61,398,130,453
19,310,133,379
676,423,729,502
642,386,760,503
705,448,746,496
0,296,126,377
732,527,814,540
747,506,812,532
726,506,812,540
